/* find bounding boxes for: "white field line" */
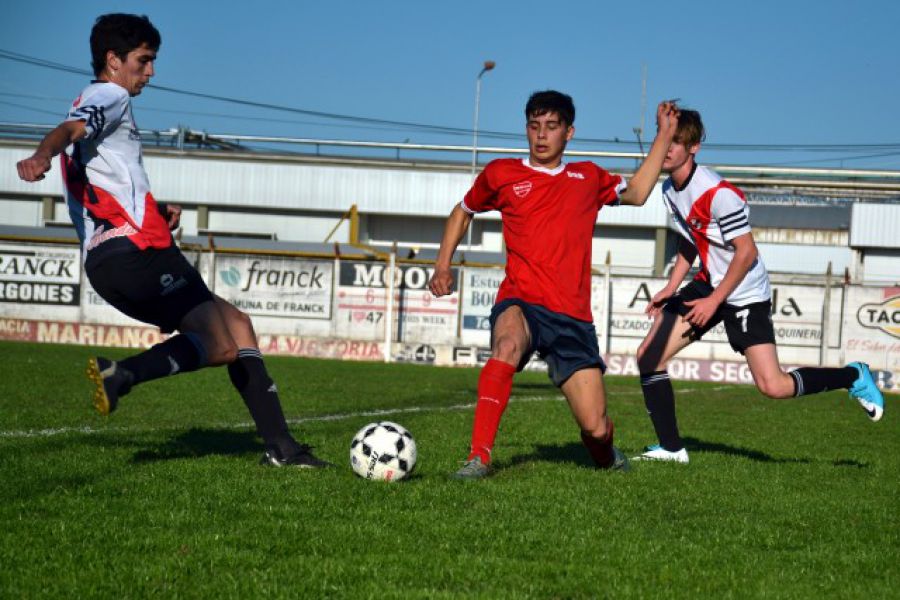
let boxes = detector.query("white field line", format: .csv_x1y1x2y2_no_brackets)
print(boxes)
0,385,737,440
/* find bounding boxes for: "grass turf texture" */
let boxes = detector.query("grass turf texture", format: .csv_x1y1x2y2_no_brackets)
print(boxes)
0,340,897,598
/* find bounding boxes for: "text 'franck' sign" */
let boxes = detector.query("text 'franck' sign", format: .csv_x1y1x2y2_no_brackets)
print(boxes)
215,256,333,319
0,244,80,306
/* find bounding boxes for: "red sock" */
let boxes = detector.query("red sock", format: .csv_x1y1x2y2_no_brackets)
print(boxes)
581,419,615,468
468,359,516,464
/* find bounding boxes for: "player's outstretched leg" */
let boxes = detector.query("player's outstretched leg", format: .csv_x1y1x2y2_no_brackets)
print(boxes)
745,345,884,422
847,362,884,422
453,358,516,480
561,369,629,472
86,333,206,415
580,423,630,472
86,357,134,416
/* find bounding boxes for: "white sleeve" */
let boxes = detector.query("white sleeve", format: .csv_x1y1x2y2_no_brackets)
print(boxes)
712,189,751,241
66,85,128,141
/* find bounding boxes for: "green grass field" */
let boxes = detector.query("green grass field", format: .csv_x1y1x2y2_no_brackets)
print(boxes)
0,340,897,598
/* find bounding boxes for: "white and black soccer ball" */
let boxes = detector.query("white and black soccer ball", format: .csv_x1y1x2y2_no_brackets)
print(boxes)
350,421,417,482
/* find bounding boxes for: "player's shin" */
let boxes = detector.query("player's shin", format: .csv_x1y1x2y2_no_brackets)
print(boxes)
789,367,857,396
227,348,301,458
118,332,207,385
640,370,684,451
581,419,615,468
469,359,516,464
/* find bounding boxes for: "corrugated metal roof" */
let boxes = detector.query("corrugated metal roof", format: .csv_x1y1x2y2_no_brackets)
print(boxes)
850,203,900,248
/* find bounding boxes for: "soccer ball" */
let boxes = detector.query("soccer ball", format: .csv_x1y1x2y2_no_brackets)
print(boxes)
350,421,417,482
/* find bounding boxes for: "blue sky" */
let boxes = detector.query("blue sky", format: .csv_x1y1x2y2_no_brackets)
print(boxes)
1,0,899,169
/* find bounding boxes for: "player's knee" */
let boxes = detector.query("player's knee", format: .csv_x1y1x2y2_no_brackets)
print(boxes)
206,339,238,366
233,307,254,331
492,335,523,364
756,376,792,399
585,419,609,441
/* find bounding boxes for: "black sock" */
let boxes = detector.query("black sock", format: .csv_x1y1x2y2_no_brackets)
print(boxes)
789,367,857,397
640,370,683,452
118,333,207,385
227,348,300,457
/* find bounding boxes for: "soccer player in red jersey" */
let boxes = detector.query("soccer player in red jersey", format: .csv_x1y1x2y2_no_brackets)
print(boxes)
429,90,680,478
16,14,328,468
634,109,884,464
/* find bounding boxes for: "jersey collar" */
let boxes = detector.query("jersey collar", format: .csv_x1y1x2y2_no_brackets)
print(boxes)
522,158,566,176
672,162,698,192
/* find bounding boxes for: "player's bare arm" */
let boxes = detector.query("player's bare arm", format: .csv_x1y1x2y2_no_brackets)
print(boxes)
428,204,472,297
684,232,758,327
16,120,87,182
618,101,680,206
647,239,697,317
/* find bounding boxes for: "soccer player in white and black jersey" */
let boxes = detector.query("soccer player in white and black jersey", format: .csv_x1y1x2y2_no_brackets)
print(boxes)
633,109,884,463
16,13,328,468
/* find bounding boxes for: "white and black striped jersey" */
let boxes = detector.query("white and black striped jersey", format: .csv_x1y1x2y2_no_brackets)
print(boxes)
662,164,770,306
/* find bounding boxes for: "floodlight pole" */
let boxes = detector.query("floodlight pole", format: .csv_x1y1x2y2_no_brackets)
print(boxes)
467,60,495,250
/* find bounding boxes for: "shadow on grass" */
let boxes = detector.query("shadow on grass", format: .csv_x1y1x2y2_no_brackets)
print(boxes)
498,437,866,470
682,437,811,463
682,436,865,467
502,442,595,469
130,428,261,463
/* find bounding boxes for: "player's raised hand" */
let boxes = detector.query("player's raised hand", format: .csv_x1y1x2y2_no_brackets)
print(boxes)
683,296,720,328
16,153,52,182
656,100,680,138
428,266,455,297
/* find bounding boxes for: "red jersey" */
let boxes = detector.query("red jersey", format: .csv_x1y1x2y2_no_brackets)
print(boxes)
462,158,625,321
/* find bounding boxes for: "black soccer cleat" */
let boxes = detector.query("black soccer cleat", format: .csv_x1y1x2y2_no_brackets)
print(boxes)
86,357,134,416
260,445,332,469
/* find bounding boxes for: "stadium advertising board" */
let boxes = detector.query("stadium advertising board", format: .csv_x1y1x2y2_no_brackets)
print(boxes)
604,277,841,350
459,267,503,346
842,286,900,392
214,255,333,320
0,317,164,348
256,333,383,360
336,261,459,343
0,244,80,315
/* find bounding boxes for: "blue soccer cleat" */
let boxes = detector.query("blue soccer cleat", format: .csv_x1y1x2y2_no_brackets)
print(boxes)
847,362,884,422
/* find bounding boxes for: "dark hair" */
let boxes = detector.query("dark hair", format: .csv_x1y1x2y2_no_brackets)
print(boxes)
675,109,705,147
90,13,160,76
525,90,575,127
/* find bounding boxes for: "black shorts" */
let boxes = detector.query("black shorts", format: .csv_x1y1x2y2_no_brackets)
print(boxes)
664,279,775,354
86,246,214,334
490,298,606,387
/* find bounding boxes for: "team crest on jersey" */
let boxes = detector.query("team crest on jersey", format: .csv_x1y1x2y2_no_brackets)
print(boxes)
513,181,533,198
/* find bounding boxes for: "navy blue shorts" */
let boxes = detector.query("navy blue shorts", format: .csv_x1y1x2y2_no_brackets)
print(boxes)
489,298,606,387
86,246,214,334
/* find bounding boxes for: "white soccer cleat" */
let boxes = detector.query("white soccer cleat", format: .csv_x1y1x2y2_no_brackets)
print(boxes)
633,444,689,463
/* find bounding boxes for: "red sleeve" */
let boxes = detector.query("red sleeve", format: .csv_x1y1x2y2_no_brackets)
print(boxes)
593,163,626,208
462,163,499,213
